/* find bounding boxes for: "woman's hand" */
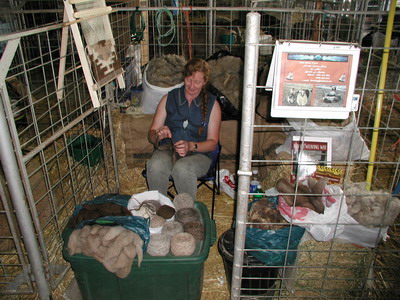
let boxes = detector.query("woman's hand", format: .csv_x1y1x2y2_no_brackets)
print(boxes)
174,140,191,157
155,126,172,140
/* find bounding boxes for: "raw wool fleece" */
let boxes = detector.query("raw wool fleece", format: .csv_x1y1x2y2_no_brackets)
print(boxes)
67,225,144,278
344,182,400,227
146,54,186,87
248,199,287,231
207,55,243,110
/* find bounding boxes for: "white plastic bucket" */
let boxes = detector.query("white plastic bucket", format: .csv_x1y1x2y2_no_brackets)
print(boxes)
141,65,184,114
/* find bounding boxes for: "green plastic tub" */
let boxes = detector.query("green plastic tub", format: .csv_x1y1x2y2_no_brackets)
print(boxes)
63,201,216,300
67,134,103,167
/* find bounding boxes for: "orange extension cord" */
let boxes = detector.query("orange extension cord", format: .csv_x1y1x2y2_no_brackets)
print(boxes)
180,5,193,60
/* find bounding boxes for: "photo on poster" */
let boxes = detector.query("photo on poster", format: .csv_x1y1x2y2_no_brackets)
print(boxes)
314,84,347,107
282,83,313,106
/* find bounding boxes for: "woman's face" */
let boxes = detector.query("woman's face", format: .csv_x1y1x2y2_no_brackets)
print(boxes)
184,71,206,99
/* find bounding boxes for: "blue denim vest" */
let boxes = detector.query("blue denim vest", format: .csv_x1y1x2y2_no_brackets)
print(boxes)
165,86,216,156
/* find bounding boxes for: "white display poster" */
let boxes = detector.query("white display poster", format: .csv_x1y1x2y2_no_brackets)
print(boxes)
266,41,360,119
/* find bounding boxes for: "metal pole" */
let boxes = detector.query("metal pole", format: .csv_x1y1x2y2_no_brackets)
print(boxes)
366,0,397,188
231,11,260,299
207,0,214,57
107,102,120,192
0,42,51,299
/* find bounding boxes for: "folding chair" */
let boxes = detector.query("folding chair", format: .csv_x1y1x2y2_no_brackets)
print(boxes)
142,144,221,219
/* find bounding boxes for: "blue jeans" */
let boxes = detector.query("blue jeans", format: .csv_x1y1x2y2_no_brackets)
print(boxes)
146,149,211,201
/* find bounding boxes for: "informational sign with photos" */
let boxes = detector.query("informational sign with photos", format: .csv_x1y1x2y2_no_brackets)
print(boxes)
291,136,332,183
266,41,360,119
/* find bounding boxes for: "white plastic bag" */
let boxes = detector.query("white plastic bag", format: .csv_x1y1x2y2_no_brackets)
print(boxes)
276,185,387,248
128,190,175,234
219,169,236,199
276,117,370,162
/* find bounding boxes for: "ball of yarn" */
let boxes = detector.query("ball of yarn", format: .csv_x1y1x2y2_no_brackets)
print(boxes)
157,205,176,219
175,207,200,224
150,215,166,228
147,233,171,256
142,199,161,211
183,221,204,241
173,193,194,211
161,221,183,237
171,232,196,256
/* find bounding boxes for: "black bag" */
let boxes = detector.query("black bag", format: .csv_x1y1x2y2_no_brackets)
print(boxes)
207,83,241,121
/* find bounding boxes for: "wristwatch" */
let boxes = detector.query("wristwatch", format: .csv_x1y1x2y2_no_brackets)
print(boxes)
193,143,198,152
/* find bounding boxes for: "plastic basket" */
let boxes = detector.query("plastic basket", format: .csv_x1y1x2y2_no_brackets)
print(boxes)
63,201,215,300
68,134,103,167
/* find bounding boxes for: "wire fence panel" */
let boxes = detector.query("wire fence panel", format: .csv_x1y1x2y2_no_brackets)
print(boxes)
0,0,399,299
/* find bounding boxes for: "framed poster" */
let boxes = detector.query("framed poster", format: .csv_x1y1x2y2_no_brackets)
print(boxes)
266,41,360,119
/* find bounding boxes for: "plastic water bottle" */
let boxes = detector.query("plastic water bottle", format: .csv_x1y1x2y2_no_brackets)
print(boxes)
249,170,260,193
254,184,264,200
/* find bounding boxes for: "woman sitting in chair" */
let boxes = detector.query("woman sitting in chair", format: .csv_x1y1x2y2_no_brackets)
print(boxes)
146,58,221,201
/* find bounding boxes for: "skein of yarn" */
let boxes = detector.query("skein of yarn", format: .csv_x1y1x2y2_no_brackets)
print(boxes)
161,221,184,237
175,207,200,224
173,193,195,211
150,215,166,228
157,205,176,219
170,232,196,256
183,221,204,241
147,233,171,256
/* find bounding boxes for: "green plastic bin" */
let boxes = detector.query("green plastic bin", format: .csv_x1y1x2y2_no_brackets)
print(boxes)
67,134,103,167
62,201,216,300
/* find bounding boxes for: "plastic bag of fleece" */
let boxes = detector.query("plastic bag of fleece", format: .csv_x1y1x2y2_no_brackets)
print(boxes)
206,50,243,121
276,185,388,248
245,197,305,266
276,116,370,162
69,193,150,247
